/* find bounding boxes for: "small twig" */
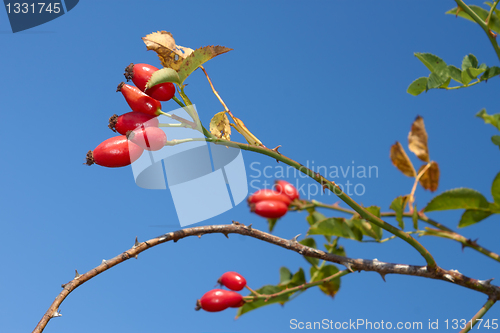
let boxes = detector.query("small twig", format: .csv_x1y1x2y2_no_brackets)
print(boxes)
459,297,497,333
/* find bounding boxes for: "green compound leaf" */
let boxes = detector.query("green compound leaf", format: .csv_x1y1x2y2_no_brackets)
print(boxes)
310,265,341,298
476,109,500,131
424,188,490,212
446,5,500,33
458,209,493,228
299,238,319,267
491,172,500,206
407,77,428,96
390,196,409,229
307,217,362,241
177,45,232,85
447,65,463,83
236,285,288,318
480,66,500,81
415,53,448,74
146,67,181,89
492,135,500,149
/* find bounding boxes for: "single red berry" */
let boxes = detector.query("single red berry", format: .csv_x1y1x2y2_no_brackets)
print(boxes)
275,180,300,201
86,135,144,168
251,200,288,219
197,289,244,312
117,82,162,116
109,112,159,135
248,189,291,207
218,272,247,291
124,63,176,101
128,127,167,151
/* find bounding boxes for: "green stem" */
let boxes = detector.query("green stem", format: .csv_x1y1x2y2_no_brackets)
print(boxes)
459,297,497,333
486,0,500,28
441,80,481,90
454,0,500,62
175,137,437,268
172,95,186,108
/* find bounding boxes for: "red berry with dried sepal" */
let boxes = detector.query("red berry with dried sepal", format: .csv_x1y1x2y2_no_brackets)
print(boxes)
218,272,247,291
248,189,291,207
251,200,288,219
124,63,176,101
128,127,167,152
86,135,144,168
275,180,300,201
109,112,159,135
196,289,244,312
117,82,162,117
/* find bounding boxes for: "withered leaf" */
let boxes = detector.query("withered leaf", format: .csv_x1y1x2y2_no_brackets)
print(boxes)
230,116,263,146
142,31,194,71
408,116,430,162
177,45,233,85
210,111,231,140
418,161,440,192
390,142,417,177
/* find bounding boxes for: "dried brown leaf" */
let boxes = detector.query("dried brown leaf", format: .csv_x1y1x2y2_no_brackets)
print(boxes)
210,111,231,140
229,116,263,146
390,142,416,177
142,31,194,71
408,116,430,162
418,161,440,192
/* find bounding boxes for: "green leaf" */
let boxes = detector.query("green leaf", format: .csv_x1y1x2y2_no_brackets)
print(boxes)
365,206,381,218
415,53,448,74
424,188,490,212
364,206,383,240
299,238,319,267
476,109,500,131
324,239,347,257
480,66,500,81
279,267,293,285
412,205,419,230
350,218,381,240
467,67,486,78
177,45,232,85
268,218,278,233
236,285,288,318
492,172,500,205
458,209,493,228
307,217,362,241
306,211,331,242
407,77,428,96
146,67,181,89
427,72,448,89
390,196,408,229
439,76,451,88
447,65,463,83
287,268,306,288
462,54,478,70
492,135,500,148
446,5,499,33
310,265,341,298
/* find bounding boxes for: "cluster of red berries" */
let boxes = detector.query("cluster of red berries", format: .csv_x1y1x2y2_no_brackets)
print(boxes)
196,272,247,312
86,63,175,168
248,180,299,219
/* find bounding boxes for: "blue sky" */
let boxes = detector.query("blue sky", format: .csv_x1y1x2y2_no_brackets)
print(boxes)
1,1,499,332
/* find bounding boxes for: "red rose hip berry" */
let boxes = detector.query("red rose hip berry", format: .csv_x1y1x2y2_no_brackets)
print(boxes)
275,180,300,201
251,200,288,219
128,127,167,151
197,289,244,312
86,135,144,168
248,189,291,207
109,112,159,135
117,82,162,116
124,63,176,101
218,272,247,291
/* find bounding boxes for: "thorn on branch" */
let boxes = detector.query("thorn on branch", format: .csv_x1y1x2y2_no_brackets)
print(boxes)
52,309,62,318
443,274,455,282
232,220,241,225
271,145,282,163
74,270,82,279
482,278,495,286
198,234,202,238
133,236,139,248
343,263,354,272
223,232,229,239
247,224,253,230
101,259,108,265
379,273,387,282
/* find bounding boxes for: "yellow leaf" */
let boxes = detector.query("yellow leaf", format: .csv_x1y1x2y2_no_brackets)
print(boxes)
418,161,440,192
408,116,430,162
142,31,194,71
229,116,263,146
210,111,231,140
390,142,416,177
